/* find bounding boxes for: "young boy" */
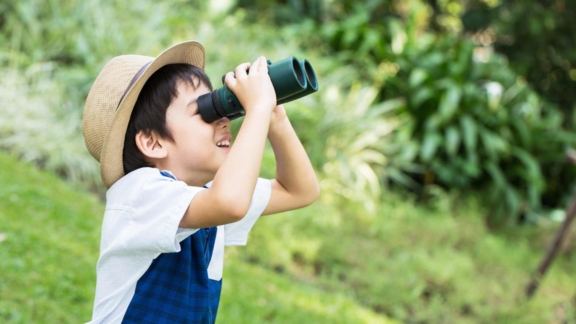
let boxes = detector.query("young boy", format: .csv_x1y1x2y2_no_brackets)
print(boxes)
82,41,319,323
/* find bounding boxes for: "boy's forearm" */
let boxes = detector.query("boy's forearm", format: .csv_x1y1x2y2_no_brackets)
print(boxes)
211,112,271,215
180,108,275,228
268,117,319,202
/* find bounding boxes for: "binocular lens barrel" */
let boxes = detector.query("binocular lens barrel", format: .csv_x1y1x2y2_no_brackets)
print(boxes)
278,59,318,105
198,56,319,123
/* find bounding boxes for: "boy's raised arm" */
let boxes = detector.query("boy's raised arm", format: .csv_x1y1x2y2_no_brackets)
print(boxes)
179,57,276,228
262,105,320,215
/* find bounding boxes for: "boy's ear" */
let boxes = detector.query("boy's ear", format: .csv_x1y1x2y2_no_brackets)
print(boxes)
135,130,168,160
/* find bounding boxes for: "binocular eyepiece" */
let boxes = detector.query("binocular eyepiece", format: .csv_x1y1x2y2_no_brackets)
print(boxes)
198,57,319,123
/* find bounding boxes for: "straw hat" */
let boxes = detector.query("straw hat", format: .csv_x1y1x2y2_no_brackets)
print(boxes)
82,41,205,188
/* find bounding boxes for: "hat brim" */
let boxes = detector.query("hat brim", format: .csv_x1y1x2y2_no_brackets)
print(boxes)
99,40,205,188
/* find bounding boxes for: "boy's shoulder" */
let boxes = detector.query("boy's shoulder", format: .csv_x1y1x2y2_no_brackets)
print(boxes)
105,167,183,207
107,166,160,191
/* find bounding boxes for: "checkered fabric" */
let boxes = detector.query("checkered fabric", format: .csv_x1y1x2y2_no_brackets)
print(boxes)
122,226,222,323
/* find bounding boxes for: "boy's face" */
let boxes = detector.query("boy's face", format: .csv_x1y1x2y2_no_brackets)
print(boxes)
159,80,232,186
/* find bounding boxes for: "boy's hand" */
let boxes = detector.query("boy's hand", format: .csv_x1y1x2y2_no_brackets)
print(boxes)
224,56,276,116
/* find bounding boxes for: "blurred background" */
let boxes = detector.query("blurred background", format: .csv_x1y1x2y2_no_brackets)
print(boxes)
1,0,576,322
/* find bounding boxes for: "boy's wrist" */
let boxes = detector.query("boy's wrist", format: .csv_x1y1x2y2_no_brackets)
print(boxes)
241,109,272,133
268,117,292,140
244,104,274,117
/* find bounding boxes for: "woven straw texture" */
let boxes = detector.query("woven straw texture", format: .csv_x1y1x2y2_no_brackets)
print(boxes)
82,41,205,188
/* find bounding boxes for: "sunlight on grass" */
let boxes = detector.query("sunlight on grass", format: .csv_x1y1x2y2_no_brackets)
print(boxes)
0,151,396,323
219,257,398,324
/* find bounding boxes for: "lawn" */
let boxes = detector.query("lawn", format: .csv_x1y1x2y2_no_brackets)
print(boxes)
0,151,394,323
1,149,576,323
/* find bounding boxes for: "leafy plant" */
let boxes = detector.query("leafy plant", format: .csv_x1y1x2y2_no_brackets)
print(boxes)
286,80,409,210
0,64,100,188
256,1,576,222
391,31,576,222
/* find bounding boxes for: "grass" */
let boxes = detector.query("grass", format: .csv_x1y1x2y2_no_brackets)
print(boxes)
238,187,576,323
0,151,102,322
0,150,394,323
2,145,576,323
219,258,396,324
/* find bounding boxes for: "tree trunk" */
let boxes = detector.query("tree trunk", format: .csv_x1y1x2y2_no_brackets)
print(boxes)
525,150,576,298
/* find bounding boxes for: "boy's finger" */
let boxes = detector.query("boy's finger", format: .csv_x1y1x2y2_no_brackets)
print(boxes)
235,62,251,78
249,57,262,74
223,72,236,87
259,56,268,73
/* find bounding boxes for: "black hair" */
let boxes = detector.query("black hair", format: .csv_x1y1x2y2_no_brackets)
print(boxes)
122,64,213,175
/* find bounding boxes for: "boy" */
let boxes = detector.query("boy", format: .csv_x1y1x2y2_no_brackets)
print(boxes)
82,41,319,323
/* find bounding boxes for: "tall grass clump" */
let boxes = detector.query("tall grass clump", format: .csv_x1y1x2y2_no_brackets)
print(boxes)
236,188,576,323
0,64,100,188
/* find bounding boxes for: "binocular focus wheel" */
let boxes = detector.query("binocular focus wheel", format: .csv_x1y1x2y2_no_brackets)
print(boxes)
211,91,227,119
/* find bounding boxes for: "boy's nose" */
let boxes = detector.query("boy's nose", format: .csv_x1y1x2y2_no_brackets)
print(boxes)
215,117,230,128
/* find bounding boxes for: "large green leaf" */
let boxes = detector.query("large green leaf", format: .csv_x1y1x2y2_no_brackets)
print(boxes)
445,126,460,156
459,115,477,154
409,68,428,88
479,129,508,160
420,131,442,162
510,147,543,189
505,187,520,219
485,162,507,188
410,87,434,108
438,85,462,122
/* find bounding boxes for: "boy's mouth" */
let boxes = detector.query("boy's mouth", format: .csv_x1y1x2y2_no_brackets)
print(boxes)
216,134,232,149
216,140,230,148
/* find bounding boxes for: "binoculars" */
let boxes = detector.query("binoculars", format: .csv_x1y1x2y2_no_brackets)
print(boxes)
198,57,319,123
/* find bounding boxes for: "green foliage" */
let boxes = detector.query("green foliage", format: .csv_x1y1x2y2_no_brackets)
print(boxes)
239,187,576,323
0,0,194,100
237,0,576,222
4,1,576,323
0,1,303,192
3,0,574,223
288,82,408,208
0,0,199,190
1,0,400,213
0,64,100,188
462,0,576,126
392,32,576,222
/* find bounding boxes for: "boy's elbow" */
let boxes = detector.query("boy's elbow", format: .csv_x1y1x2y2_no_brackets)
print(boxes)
311,180,321,202
218,196,250,222
301,180,321,207
227,205,249,221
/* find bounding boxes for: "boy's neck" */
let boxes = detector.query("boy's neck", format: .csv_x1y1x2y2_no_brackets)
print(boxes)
154,160,213,187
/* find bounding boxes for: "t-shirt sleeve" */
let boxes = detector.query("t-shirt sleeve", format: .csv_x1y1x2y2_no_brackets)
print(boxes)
117,171,204,256
224,178,272,246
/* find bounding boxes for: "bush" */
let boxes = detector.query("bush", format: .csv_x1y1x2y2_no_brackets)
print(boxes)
247,2,576,223
389,32,576,223
238,188,576,323
0,64,100,188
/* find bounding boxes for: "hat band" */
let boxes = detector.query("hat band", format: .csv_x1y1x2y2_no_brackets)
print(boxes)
117,61,152,109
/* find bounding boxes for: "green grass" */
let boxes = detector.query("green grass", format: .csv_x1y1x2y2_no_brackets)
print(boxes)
2,148,576,323
0,151,394,323
219,257,396,324
239,189,576,323
0,151,102,322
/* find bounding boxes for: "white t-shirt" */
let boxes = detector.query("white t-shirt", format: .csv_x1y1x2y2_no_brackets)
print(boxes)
88,168,271,323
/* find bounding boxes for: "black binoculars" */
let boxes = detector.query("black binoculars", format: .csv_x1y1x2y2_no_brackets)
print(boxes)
198,57,319,123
